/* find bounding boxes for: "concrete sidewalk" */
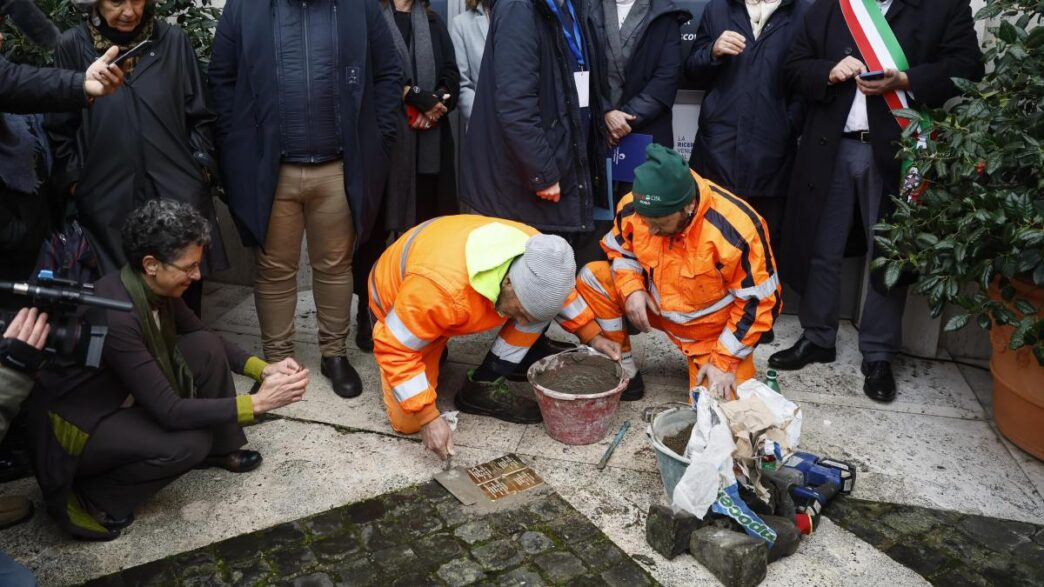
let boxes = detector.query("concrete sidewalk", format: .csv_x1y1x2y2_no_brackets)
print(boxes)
1,283,1041,586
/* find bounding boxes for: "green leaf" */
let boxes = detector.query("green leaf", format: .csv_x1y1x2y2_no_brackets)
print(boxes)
885,264,902,290
1009,317,1034,350
1015,298,1037,315
945,313,971,332
1034,345,1044,368
978,313,993,330
997,21,1019,44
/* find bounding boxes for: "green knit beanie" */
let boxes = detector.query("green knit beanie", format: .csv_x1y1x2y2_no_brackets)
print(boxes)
632,143,696,218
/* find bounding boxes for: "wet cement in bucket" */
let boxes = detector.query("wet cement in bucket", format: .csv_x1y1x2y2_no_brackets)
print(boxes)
532,354,620,396
662,424,695,458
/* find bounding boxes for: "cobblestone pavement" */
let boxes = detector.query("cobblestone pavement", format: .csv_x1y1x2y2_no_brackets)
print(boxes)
82,479,659,587
826,497,1044,586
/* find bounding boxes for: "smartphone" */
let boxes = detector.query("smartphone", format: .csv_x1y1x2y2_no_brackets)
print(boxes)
110,40,152,67
859,70,886,81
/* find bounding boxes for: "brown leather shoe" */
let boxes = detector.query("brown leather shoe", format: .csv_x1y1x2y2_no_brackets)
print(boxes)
0,495,33,530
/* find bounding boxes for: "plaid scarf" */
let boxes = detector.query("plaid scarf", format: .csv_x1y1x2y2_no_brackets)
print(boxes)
87,10,155,73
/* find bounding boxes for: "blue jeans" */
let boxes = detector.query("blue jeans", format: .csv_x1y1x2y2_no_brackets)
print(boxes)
0,552,34,586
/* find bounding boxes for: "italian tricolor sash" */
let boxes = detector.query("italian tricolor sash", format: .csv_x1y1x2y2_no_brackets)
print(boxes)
839,0,912,129
840,0,928,202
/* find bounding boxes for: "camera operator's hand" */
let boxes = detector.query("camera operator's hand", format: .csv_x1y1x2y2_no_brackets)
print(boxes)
0,307,49,372
84,46,124,98
252,368,310,415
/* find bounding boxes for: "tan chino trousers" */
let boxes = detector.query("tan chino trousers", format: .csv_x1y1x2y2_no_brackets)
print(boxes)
255,160,355,360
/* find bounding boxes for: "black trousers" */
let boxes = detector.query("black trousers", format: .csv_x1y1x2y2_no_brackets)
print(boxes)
74,331,247,518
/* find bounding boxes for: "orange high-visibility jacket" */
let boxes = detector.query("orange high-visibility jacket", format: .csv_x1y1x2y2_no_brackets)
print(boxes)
369,215,600,428
601,171,781,373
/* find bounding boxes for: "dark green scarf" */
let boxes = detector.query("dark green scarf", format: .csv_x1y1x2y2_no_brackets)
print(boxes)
120,265,196,398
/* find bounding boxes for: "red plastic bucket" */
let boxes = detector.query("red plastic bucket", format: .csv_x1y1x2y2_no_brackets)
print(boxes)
527,348,628,445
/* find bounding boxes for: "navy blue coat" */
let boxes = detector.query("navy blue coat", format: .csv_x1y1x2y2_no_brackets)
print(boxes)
591,0,691,148
686,0,810,201
208,0,402,247
460,0,607,233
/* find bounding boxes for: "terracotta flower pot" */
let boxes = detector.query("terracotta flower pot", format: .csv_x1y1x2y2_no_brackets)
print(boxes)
988,278,1044,461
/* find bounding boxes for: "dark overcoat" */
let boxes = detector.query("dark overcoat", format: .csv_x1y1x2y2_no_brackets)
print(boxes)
46,21,229,275
686,0,810,200
590,0,691,148
780,0,983,294
460,0,607,233
383,8,460,232
208,0,402,247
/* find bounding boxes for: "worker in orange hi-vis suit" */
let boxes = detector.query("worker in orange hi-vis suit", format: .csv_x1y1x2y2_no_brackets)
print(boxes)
367,215,621,460
576,144,781,401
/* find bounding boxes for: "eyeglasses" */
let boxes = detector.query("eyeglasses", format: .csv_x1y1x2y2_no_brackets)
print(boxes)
163,260,202,276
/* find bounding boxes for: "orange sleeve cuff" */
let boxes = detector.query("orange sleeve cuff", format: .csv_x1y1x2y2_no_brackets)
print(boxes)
574,321,601,344
707,352,741,374
616,278,646,304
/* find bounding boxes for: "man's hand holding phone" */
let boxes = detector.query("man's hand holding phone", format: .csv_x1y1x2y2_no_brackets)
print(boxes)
855,68,910,95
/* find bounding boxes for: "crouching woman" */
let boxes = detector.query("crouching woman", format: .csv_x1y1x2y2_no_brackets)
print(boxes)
27,199,309,540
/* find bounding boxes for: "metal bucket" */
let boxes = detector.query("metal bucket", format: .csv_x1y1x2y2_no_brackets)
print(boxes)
646,406,698,503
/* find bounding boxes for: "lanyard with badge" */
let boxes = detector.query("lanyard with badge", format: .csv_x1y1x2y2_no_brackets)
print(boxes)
544,0,591,108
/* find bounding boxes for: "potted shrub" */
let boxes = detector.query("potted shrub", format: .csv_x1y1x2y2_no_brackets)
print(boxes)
874,0,1043,458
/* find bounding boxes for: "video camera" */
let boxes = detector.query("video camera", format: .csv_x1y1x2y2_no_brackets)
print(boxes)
0,271,132,368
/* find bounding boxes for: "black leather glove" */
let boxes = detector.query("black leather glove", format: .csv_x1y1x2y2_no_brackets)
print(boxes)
0,337,44,374
403,86,442,112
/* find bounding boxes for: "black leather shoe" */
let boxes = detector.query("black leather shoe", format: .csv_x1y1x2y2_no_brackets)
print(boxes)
81,498,134,531
768,337,836,370
620,371,645,401
201,450,263,473
355,319,374,353
861,361,896,403
456,370,542,424
321,356,363,398
760,329,776,345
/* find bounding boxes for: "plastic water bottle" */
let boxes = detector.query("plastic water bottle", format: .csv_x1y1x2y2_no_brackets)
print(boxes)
765,369,781,393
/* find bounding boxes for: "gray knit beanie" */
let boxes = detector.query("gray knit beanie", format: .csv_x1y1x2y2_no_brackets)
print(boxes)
507,234,577,322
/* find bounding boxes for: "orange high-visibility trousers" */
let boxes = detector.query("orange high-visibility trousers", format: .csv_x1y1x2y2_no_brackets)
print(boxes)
576,261,756,390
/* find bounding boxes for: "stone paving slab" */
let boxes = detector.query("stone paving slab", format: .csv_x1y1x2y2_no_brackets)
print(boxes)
827,497,1044,586
0,419,505,586
82,477,659,587
219,327,1044,526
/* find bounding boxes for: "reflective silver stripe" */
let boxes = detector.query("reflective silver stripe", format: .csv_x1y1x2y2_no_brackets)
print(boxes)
559,295,588,321
660,294,735,325
719,329,754,358
732,274,779,301
369,271,384,315
579,265,610,298
399,219,437,278
515,319,549,334
596,317,624,332
385,308,430,351
490,336,529,363
612,258,643,273
601,232,636,259
650,281,662,305
620,355,638,378
392,372,430,403
671,334,696,343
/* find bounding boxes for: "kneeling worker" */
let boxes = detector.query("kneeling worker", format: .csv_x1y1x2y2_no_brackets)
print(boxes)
577,144,780,399
369,215,620,460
